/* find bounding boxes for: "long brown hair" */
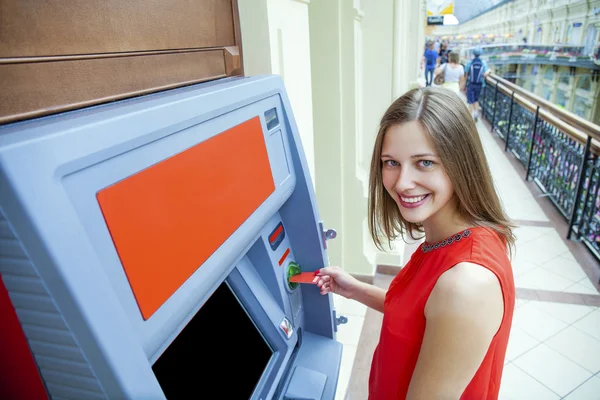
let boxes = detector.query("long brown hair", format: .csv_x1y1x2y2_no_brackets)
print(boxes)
448,51,460,64
368,87,515,255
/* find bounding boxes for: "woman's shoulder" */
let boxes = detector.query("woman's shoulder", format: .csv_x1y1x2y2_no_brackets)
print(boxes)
468,227,513,273
469,226,507,247
432,261,502,302
427,226,509,263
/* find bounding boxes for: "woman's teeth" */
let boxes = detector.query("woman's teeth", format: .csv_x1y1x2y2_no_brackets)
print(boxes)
400,195,427,203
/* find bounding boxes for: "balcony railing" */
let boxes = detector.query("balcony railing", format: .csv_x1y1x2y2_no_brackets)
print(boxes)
462,44,600,69
480,74,600,267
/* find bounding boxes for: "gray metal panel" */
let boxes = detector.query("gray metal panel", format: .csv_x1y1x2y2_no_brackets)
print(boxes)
0,209,107,399
59,93,297,362
277,83,336,340
278,332,342,400
0,75,340,398
228,260,294,400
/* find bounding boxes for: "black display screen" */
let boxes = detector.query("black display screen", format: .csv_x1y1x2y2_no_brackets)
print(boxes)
152,282,273,399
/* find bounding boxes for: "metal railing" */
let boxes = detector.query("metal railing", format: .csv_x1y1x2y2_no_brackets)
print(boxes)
480,73,600,265
465,43,591,58
461,44,600,69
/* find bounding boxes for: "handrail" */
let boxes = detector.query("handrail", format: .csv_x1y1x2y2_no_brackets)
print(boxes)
487,74,600,141
479,75,600,264
487,77,536,112
486,75,600,153
464,43,585,50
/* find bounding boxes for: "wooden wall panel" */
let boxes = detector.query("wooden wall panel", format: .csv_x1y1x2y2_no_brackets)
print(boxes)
0,0,243,124
0,0,235,57
0,50,227,124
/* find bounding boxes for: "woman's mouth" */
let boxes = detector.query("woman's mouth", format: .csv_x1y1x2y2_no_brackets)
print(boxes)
398,194,430,209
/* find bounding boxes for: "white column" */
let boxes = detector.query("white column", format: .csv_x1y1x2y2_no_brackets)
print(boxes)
267,0,316,184
338,0,373,274
237,0,272,76
238,0,316,185
392,0,410,97
392,0,427,97
309,0,345,269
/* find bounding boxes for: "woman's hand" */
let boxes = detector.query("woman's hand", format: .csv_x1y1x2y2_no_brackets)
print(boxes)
316,266,362,299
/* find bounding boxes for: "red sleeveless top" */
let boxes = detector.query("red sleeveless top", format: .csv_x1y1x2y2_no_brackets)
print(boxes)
368,227,515,399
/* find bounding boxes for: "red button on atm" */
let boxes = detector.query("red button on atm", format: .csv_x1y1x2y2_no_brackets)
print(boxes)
269,222,285,251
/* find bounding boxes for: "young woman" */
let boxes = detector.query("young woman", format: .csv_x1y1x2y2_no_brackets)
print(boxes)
434,51,465,94
317,87,515,399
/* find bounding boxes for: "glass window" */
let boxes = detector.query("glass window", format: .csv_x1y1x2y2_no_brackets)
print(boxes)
542,85,552,101
573,97,588,118
556,91,567,107
570,25,583,45
559,72,570,85
583,26,598,56
577,75,591,91
544,67,554,80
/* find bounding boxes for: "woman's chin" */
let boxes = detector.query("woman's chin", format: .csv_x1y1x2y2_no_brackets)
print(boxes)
397,209,427,224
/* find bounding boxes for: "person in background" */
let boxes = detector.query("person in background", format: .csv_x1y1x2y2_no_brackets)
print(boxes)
439,42,449,65
315,87,515,399
465,47,491,122
422,41,439,87
434,51,465,94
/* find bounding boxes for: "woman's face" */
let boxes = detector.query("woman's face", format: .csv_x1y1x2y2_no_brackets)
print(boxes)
381,121,455,225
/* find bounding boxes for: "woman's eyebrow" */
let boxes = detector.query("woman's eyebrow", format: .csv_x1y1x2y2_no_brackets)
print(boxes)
411,153,439,159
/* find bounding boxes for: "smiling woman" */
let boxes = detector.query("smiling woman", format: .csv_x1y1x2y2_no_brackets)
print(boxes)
380,121,455,230
369,88,515,250
316,86,516,399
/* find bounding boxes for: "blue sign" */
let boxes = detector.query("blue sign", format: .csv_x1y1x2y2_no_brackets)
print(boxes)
573,22,582,27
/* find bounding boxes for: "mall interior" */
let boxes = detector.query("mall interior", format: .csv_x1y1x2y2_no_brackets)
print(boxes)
0,0,599,399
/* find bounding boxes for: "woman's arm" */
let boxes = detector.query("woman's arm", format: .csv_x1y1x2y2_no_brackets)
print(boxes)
406,262,504,399
352,280,387,313
317,267,387,313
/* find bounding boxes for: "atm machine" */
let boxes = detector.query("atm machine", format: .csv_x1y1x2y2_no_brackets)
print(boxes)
0,75,344,399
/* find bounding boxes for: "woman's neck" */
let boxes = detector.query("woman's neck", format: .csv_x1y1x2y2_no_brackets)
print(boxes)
422,201,470,243
423,221,471,244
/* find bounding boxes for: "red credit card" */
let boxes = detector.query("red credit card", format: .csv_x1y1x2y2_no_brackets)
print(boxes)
289,272,320,284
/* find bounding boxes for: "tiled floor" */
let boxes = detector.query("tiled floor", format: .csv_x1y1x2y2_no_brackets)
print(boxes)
333,119,600,399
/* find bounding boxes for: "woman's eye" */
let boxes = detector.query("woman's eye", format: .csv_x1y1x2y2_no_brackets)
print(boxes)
419,160,434,168
384,160,399,167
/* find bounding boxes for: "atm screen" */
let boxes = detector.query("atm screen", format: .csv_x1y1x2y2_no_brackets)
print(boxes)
152,282,273,399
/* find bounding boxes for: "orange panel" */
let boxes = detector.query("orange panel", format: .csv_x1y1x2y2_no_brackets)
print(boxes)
97,117,275,319
278,248,291,266
269,225,283,243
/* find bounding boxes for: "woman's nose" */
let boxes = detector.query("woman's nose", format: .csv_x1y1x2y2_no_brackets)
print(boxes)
394,167,416,192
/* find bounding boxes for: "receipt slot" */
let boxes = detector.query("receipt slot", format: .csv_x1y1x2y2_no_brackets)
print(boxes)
0,76,342,399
